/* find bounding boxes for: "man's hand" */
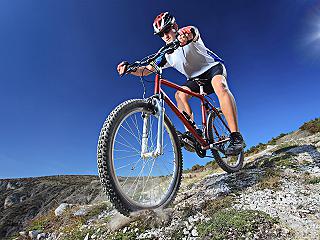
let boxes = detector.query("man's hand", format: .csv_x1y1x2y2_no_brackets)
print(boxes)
177,26,194,46
117,61,129,76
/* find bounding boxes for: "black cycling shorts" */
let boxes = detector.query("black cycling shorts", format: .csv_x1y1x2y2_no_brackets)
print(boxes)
182,63,227,95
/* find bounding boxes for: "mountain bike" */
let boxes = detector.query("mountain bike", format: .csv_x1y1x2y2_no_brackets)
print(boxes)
97,39,244,216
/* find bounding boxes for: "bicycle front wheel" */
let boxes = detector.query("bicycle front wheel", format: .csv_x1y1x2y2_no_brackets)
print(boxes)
207,110,244,173
97,99,182,216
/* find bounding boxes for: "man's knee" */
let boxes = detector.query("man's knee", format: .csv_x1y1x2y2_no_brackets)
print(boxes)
176,88,191,102
212,76,229,96
175,91,181,101
180,92,191,102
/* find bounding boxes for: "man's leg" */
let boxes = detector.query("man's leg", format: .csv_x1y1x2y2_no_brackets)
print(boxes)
211,75,238,132
211,75,245,155
175,87,200,152
175,86,193,121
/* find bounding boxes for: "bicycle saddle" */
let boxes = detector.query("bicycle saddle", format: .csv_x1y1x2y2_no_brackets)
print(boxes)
192,78,207,86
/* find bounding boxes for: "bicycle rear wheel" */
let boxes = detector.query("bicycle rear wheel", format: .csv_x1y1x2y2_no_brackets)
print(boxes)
207,110,244,173
97,99,183,216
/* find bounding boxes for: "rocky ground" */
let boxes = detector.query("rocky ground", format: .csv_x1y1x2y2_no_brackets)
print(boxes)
2,118,320,240
0,175,105,238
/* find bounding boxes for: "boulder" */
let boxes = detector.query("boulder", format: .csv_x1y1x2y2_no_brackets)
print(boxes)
4,193,21,209
54,203,73,216
37,233,47,239
28,230,40,239
7,182,17,190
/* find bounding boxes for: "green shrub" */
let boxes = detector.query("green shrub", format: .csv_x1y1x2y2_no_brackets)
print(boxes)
197,209,278,239
245,142,267,156
299,118,320,134
245,132,288,156
191,164,204,172
257,168,281,190
203,195,235,215
305,176,320,185
27,211,57,232
267,133,287,145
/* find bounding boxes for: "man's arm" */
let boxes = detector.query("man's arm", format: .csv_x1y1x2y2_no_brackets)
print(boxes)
177,26,200,46
117,62,156,77
130,65,155,76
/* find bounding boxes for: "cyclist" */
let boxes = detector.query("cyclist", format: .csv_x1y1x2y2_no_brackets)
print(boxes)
117,12,245,155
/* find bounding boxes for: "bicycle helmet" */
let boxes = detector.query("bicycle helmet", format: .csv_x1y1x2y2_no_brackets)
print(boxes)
153,12,176,35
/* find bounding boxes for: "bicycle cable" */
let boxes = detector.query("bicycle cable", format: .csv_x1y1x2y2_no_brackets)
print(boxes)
137,59,157,99
138,59,159,99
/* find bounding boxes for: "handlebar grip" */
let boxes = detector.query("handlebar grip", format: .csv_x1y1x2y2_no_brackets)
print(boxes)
121,63,139,77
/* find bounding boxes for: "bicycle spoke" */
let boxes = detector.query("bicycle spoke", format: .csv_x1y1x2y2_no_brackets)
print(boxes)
114,153,141,161
115,162,135,171
121,122,141,145
131,159,148,197
117,132,140,153
115,140,140,153
128,115,143,146
120,157,143,188
154,160,171,177
114,148,137,153
141,157,157,197
132,114,143,143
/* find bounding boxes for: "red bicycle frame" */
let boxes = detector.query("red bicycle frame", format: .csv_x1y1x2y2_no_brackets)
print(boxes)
154,74,230,150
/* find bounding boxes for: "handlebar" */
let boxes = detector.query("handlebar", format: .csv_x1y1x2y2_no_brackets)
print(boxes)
124,39,181,75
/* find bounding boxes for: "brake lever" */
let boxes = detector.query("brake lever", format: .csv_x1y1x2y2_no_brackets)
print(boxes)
148,40,181,63
120,40,180,77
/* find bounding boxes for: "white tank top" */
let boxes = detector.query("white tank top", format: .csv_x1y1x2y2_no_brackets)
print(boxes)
164,34,224,79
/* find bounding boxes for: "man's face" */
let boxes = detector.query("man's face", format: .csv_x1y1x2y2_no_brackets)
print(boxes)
160,25,176,44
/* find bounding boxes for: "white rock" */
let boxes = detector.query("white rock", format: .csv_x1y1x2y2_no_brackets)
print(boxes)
187,224,193,231
54,203,73,216
183,228,189,235
191,228,198,237
4,194,20,209
29,230,40,239
37,233,46,240
83,233,90,240
74,206,90,216
19,231,27,236
80,224,88,230
6,182,17,190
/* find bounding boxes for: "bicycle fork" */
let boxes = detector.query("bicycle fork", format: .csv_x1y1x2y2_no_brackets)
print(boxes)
141,97,165,159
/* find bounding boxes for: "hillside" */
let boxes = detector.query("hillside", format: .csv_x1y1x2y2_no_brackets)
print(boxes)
0,175,105,238
1,118,320,240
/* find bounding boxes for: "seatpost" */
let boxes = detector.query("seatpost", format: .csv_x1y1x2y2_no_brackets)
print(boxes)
200,85,204,95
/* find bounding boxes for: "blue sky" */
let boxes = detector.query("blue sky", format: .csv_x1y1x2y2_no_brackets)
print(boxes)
0,0,319,178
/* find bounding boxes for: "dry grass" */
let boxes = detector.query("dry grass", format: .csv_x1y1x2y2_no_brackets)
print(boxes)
256,168,282,190
299,118,320,134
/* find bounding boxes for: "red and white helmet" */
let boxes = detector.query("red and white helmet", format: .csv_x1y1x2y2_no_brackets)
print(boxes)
153,12,176,35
